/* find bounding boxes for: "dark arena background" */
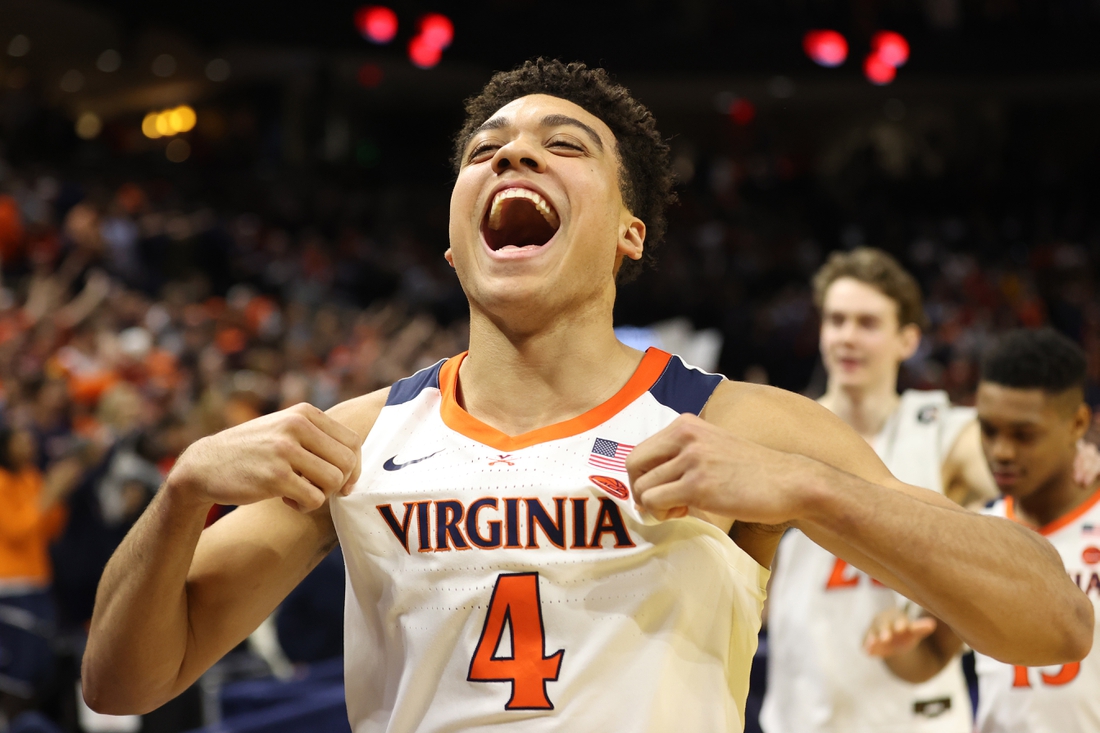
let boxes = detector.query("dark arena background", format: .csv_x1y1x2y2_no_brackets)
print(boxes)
0,1,1099,732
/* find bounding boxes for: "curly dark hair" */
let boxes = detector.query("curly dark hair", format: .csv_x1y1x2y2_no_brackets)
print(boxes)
452,58,675,282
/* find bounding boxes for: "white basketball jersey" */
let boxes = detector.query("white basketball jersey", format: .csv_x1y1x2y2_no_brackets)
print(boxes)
331,348,768,733
761,390,974,733
975,490,1100,733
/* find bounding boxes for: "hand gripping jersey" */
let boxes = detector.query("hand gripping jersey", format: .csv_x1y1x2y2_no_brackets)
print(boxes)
330,348,769,733
761,390,974,733
975,489,1100,733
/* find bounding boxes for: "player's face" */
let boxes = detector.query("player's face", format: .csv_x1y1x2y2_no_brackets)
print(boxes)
447,94,644,324
976,383,1085,499
819,278,919,391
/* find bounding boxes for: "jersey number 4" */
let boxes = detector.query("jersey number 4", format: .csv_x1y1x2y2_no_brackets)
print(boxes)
468,572,564,710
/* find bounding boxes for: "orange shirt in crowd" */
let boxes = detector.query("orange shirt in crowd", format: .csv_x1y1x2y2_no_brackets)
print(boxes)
0,467,67,586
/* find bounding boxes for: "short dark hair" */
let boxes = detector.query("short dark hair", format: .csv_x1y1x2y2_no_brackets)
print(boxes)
812,247,927,330
981,328,1087,395
453,58,675,282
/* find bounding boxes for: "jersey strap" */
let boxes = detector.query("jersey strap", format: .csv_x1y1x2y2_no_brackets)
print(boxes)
385,359,445,406
648,355,724,416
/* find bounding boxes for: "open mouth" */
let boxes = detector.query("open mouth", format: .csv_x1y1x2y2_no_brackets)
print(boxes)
483,188,560,252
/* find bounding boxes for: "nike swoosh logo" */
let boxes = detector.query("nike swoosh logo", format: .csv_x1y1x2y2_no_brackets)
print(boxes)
383,450,443,471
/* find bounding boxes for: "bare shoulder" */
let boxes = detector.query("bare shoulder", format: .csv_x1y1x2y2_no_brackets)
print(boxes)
325,387,391,445
702,379,901,488
702,380,851,447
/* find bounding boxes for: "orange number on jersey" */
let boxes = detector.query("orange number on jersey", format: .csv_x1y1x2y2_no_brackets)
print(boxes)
1012,662,1081,688
825,558,887,589
468,572,564,710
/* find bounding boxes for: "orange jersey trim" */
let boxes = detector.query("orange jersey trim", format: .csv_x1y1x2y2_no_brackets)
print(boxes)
437,347,673,452
1005,487,1100,536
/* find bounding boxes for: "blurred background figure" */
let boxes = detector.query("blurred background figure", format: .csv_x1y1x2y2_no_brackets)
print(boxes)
0,426,84,724
864,328,1100,733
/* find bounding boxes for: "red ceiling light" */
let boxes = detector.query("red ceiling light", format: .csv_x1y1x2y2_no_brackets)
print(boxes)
408,35,443,69
419,13,454,50
872,31,910,68
729,98,756,125
355,6,398,44
803,30,848,68
863,53,897,85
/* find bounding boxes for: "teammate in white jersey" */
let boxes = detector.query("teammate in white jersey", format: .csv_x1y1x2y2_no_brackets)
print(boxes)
762,248,996,733
865,328,1100,732
80,60,1093,732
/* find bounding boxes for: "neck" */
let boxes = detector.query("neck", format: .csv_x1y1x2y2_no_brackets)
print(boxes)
1015,469,1099,529
458,295,642,436
819,378,900,441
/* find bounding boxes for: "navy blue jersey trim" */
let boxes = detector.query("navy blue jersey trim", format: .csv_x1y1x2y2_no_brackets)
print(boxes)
647,355,724,415
385,359,446,406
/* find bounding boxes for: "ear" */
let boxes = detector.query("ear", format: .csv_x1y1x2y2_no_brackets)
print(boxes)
897,323,922,361
1071,402,1091,442
617,213,646,262
443,248,455,269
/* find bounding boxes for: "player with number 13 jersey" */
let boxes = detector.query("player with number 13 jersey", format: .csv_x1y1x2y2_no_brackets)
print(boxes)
974,490,1100,732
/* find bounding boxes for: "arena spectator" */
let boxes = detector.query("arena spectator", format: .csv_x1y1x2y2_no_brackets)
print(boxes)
0,427,83,720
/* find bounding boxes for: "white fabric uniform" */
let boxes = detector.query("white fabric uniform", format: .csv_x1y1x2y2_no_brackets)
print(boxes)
331,348,769,733
975,490,1100,733
761,390,974,733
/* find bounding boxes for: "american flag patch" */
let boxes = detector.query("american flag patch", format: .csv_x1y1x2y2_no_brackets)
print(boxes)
589,438,634,472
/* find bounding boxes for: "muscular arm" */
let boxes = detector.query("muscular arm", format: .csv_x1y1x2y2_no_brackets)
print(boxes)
628,381,1093,666
82,393,385,714
82,487,336,713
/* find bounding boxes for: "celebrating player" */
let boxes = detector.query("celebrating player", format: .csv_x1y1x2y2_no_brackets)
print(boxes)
864,327,1100,732
81,61,1093,732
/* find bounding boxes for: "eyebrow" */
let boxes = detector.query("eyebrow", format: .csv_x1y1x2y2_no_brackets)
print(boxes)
978,417,1042,428
470,114,605,152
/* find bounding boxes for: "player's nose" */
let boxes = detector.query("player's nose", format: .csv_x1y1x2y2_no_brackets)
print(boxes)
990,435,1016,461
491,135,546,175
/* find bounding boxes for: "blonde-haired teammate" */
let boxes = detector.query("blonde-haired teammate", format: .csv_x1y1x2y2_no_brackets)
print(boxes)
80,62,1093,733
865,328,1100,732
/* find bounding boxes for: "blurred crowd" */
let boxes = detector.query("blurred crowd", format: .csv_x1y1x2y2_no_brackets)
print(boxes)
622,98,1100,407
0,162,471,730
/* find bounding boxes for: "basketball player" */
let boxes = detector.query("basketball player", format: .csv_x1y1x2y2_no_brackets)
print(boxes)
80,61,1093,733
760,248,994,733
864,328,1100,732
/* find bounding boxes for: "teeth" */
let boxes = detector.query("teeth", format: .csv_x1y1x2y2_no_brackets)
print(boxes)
488,188,560,230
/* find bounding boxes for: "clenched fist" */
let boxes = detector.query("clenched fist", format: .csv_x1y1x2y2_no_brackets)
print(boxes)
626,413,813,525
167,403,362,513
